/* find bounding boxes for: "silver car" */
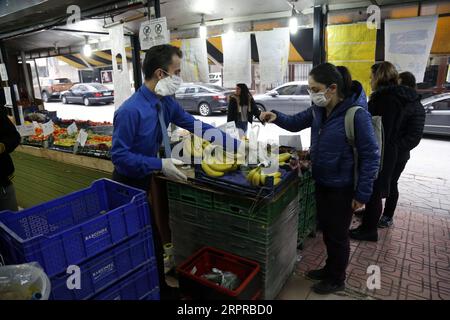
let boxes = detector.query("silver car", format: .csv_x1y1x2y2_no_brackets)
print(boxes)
422,93,450,136
253,81,311,115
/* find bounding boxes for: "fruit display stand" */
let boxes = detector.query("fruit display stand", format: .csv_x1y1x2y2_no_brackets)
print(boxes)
158,169,300,300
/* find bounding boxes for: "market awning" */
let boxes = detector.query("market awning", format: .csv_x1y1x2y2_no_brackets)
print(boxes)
56,48,133,69
171,29,314,65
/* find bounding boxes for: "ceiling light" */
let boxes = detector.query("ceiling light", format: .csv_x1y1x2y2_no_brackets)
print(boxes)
289,7,298,34
199,14,207,39
83,36,92,56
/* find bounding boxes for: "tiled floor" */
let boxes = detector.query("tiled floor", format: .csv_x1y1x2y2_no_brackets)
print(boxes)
279,173,450,300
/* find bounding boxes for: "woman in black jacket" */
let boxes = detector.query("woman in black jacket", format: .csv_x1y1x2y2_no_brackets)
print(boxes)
0,106,21,211
378,71,425,228
350,61,407,241
227,83,261,136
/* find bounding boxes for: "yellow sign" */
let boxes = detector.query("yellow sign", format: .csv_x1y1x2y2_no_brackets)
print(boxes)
327,23,377,95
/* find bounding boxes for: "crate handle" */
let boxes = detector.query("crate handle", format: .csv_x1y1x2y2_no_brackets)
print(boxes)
181,195,196,203
228,205,242,214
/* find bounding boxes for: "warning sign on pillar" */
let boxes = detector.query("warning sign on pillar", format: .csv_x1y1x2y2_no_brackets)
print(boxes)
139,17,170,50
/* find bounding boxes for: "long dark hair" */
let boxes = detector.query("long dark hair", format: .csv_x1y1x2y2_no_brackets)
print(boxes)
309,63,353,98
236,83,251,106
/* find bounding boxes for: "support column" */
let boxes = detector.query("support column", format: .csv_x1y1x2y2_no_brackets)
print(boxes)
313,5,326,67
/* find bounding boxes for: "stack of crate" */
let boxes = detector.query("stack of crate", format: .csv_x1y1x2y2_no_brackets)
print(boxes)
0,179,159,300
298,170,317,248
167,180,299,300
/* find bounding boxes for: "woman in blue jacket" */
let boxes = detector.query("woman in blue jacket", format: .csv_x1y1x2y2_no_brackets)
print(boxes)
260,63,380,294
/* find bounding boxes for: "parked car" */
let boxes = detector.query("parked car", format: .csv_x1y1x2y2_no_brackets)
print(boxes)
422,93,450,136
253,81,311,115
61,83,114,106
175,83,232,116
41,78,73,102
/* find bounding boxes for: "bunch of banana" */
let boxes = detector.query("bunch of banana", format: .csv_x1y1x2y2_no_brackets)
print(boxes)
201,154,239,178
183,135,211,157
278,152,292,163
247,167,282,187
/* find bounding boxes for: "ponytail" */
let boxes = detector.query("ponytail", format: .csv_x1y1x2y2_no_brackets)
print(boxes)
309,62,353,99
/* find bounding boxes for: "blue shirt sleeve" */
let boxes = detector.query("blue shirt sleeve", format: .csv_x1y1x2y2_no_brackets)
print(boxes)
353,109,380,203
170,100,240,151
111,107,162,177
272,108,314,132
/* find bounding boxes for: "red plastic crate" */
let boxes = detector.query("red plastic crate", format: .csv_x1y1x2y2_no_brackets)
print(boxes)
177,247,261,300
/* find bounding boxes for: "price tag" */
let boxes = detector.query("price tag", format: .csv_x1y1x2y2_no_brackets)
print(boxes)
41,120,54,137
67,122,78,135
76,129,88,147
4,87,12,106
16,124,35,137
32,121,40,129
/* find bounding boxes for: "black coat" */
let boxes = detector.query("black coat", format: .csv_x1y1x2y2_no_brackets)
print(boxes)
227,94,261,124
369,85,420,197
396,90,425,162
0,107,21,186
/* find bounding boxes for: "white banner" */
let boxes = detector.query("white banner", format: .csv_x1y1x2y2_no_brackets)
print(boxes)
110,24,132,109
385,16,438,82
222,32,251,88
180,38,209,83
255,28,290,87
139,17,170,50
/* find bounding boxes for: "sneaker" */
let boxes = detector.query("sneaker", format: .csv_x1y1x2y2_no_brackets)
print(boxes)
349,226,378,242
306,268,329,281
312,280,345,295
378,216,393,228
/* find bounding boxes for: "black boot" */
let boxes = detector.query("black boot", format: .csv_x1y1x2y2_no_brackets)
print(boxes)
312,280,345,295
306,268,330,281
349,226,378,242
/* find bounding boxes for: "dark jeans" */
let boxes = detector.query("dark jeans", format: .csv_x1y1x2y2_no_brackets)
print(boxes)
383,159,408,219
112,170,168,291
0,182,18,212
315,184,354,283
361,179,383,233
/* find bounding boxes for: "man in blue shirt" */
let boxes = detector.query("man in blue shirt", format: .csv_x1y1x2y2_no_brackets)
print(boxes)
111,44,237,299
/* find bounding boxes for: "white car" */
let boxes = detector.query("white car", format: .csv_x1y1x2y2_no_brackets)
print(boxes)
253,81,311,115
422,93,450,136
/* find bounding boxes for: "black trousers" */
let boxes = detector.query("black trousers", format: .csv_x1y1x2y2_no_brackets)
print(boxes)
361,179,383,233
315,184,354,283
112,170,168,291
383,159,408,219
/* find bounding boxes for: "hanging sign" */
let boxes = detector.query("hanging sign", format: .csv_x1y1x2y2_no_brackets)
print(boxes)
139,17,170,50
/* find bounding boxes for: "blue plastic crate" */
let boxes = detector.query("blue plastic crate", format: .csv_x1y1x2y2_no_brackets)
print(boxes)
93,260,160,300
50,227,157,300
0,179,150,277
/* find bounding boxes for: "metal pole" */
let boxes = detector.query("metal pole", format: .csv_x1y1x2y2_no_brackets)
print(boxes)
131,35,142,90
154,0,161,18
20,51,34,101
312,5,325,67
33,58,42,98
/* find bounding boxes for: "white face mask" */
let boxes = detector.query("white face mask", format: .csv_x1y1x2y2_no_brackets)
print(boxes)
155,70,183,96
308,88,330,107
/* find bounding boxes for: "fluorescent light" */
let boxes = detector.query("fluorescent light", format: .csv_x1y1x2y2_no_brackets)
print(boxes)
289,7,298,34
83,44,92,57
289,16,298,34
199,14,207,39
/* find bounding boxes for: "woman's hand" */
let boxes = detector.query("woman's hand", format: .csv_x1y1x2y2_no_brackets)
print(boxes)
259,111,277,123
351,199,364,211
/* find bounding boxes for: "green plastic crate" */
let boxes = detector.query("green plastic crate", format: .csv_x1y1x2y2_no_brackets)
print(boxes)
213,181,299,224
166,182,214,209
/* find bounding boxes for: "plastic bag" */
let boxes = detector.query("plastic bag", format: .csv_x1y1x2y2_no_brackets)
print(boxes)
0,262,51,300
201,268,241,291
